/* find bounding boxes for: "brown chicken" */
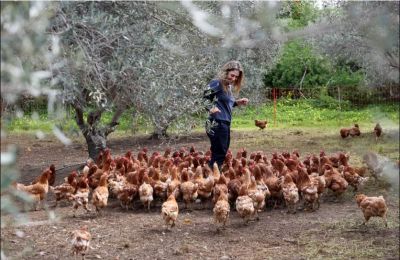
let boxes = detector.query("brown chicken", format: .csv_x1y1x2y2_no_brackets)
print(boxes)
213,174,229,205
50,171,78,207
31,164,56,187
324,164,348,200
349,123,361,137
281,174,299,214
255,119,267,130
235,184,256,224
343,166,369,192
247,176,268,215
213,189,230,231
193,165,214,208
297,166,319,211
139,174,154,212
180,169,198,210
117,182,138,210
91,173,109,214
161,191,179,230
355,194,388,227
14,169,51,211
340,128,350,138
374,123,382,141
167,166,181,199
71,177,91,217
70,225,91,260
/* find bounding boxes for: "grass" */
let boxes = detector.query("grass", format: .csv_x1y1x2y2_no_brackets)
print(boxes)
3,100,399,135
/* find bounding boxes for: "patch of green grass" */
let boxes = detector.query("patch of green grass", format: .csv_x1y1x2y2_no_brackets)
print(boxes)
232,99,399,129
3,100,398,135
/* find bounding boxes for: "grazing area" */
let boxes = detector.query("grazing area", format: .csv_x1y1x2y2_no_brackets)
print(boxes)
1,126,399,259
1,1,399,259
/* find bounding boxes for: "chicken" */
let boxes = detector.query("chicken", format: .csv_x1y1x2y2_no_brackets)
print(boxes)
71,177,91,217
349,123,361,137
309,172,326,209
227,168,242,206
213,174,229,205
161,192,179,230
91,173,109,214
139,174,154,212
374,123,382,141
343,166,369,192
324,164,348,200
281,174,299,214
193,165,214,208
213,189,230,231
31,164,56,187
355,194,388,227
235,184,256,224
152,167,168,200
297,166,319,211
166,166,181,199
70,225,91,260
50,171,78,207
180,169,198,210
117,182,138,210
340,128,350,138
247,176,268,214
255,119,267,130
14,169,51,211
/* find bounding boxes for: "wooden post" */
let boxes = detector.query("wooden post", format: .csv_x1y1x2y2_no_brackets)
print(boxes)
273,88,277,127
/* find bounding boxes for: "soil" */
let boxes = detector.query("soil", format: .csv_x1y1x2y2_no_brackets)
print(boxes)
1,130,399,260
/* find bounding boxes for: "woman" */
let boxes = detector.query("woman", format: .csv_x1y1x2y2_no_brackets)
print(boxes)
203,60,249,169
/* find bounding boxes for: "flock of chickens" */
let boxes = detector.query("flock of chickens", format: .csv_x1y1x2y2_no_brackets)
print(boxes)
11,121,388,259
11,143,391,259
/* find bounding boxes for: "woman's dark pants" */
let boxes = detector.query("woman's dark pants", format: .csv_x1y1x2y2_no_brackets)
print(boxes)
207,120,230,169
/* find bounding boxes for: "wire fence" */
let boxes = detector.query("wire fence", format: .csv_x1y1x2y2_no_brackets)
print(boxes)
265,85,400,106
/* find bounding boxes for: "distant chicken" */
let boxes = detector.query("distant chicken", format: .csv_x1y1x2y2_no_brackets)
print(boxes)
91,174,109,214
161,192,179,230
235,184,256,224
349,124,361,137
355,194,388,227
213,189,230,231
70,225,91,260
255,119,267,130
373,123,382,141
340,128,350,139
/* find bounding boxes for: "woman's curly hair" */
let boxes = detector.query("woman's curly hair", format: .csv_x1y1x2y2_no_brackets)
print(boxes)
217,60,244,94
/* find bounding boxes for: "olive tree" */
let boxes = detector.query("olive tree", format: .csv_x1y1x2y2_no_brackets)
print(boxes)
309,1,399,86
50,1,282,157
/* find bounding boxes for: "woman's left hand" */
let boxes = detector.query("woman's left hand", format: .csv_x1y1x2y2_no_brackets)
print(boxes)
236,98,249,106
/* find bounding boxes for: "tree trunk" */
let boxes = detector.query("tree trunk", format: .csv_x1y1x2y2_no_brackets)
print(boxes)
148,127,169,140
84,129,107,160
72,103,122,160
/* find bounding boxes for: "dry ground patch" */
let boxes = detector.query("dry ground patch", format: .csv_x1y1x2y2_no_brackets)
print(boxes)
1,127,399,259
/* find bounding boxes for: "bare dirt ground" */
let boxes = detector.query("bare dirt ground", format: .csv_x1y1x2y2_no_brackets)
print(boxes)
1,128,399,260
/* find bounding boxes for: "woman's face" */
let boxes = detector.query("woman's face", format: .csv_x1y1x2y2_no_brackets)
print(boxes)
227,69,240,84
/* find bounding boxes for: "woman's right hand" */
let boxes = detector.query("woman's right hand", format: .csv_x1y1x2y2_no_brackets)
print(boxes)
209,107,221,114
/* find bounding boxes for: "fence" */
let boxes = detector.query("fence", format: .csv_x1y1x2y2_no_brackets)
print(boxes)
265,85,400,106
